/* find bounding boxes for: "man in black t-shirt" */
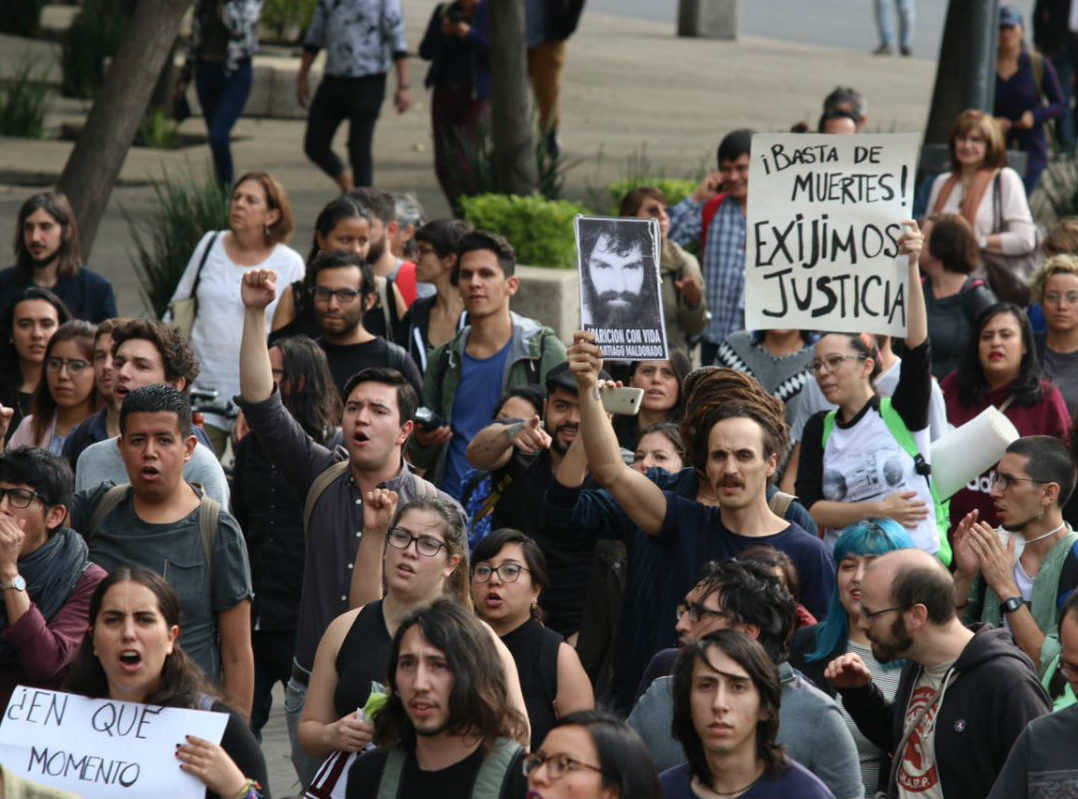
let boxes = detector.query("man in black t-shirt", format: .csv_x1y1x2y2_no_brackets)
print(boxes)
465,361,603,636
307,250,423,398
345,600,528,799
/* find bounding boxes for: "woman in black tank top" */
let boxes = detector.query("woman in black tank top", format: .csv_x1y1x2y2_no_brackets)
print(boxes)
471,529,595,750
298,495,472,776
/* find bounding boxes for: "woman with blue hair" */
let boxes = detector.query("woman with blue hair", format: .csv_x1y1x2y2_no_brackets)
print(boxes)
789,518,914,798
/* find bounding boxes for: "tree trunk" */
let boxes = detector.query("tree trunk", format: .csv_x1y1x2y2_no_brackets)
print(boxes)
488,0,538,196
57,0,193,258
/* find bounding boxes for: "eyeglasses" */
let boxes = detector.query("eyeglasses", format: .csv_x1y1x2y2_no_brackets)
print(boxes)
0,487,40,509
859,603,905,620
522,753,603,781
45,357,90,374
1045,291,1078,306
810,354,865,374
992,472,1042,491
676,602,726,623
387,528,448,558
311,286,363,304
473,562,531,583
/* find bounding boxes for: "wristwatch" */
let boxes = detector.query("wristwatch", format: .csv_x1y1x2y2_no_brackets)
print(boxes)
1001,596,1024,614
1,575,26,593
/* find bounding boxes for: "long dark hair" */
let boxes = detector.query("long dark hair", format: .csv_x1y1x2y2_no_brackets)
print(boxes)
373,599,528,752
549,710,663,797
66,569,215,710
306,195,370,265
13,192,82,281
31,319,97,444
955,302,1045,407
0,287,72,383
274,335,341,440
673,630,787,785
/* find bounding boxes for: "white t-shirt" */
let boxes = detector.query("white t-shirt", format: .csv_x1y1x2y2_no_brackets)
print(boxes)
168,232,305,428
821,404,939,554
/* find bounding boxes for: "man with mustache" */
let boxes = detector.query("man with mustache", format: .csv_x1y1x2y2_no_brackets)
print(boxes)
465,361,600,636
579,221,660,331
826,548,1049,799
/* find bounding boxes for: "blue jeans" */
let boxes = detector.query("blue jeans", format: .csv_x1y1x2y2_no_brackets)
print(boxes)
194,58,253,186
875,0,914,49
285,672,324,790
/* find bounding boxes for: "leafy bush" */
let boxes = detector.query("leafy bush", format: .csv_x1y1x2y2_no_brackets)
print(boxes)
135,108,179,150
127,169,230,318
261,0,318,42
460,194,585,269
61,0,132,99
0,0,47,36
0,61,49,139
605,177,697,215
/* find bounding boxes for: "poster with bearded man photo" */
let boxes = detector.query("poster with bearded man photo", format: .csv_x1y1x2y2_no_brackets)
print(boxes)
575,216,668,361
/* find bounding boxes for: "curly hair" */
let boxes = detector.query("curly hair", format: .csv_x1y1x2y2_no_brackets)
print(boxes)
1031,253,1078,305
679,367,789,473
111,318,200,392
389,497,470,609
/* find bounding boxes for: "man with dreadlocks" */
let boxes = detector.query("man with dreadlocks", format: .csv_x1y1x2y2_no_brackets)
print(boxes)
568,333,835,656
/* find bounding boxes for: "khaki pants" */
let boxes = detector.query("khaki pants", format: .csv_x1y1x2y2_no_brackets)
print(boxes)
527,39,567,133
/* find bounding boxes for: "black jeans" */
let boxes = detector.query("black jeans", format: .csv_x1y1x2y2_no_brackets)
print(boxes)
303,73,387,186
251,627,296,738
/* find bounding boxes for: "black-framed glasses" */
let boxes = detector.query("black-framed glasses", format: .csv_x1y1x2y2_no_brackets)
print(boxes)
522,753,603,781
859,603,905,620
810,354,865,374
473,563,531,583
311,286,363,304
387,528,448,558
676,602,725,623
992,472,1042,491
45,357,90,374
0,487,40,509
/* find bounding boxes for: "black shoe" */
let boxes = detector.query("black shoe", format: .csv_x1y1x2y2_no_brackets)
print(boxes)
900,45,912,56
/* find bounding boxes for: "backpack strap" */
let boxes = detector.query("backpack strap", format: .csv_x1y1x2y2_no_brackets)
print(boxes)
376,277,393,337
386,341,410,378
821,410,837,449
88,484,132,538
375,749,406,799
768,490,796,518
470,739,523,799
303,461,351,538
89,484,219,570
699,192,730,253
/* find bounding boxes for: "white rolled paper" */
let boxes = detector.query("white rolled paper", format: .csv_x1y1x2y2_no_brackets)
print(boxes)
930,406,1020,500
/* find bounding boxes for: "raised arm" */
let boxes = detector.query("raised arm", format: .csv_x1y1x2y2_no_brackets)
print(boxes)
900,220,927,350
466,416,551,472
239,270,277,403
570,332,667,536
349,488,397,609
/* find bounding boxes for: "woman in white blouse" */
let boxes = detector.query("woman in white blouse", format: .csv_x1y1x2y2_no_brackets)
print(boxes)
925,109,1037,268
169,171,305,454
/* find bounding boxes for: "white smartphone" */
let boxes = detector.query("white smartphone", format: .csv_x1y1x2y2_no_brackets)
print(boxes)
600,386,644,416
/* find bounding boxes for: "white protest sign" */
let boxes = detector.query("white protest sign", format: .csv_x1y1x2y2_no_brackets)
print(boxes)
0,686,228,799
745,132,920,337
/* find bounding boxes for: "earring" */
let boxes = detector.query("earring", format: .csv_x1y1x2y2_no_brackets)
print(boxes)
530,601,539,613
264,224,271,240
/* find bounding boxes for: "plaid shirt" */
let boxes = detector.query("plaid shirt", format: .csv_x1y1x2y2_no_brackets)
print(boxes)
669,196,746,344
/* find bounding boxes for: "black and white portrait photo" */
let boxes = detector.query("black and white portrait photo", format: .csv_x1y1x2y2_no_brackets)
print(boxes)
575,216,668,360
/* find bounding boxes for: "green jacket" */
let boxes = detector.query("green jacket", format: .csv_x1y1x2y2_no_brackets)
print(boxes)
408,312,566,484
965,528,1078,677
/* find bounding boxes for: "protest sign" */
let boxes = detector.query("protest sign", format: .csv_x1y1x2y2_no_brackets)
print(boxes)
576,215,668,361
0,686,228,799
745,132,920,337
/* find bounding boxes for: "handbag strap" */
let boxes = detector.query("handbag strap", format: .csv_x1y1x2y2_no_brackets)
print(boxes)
993,170,1003,233
888,668,958,793
189,232,220,300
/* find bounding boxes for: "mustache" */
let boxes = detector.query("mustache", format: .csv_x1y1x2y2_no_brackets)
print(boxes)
597,290,639,304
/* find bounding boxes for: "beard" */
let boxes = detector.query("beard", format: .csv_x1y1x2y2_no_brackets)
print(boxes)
549,422,578,456
367,232,387,264
869,613,913,663
591,291,641,328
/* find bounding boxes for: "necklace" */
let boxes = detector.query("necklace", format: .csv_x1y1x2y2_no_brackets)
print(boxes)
708,773,762,797
1025,521,1067,545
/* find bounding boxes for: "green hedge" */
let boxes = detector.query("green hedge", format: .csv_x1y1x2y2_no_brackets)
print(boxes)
461,194,585,269
261,0,318,42
605,178,697,215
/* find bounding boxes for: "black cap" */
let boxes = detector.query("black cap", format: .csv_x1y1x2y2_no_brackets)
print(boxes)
544,360,611,394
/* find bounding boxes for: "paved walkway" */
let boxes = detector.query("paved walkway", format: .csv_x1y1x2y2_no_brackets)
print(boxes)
0,4,938,795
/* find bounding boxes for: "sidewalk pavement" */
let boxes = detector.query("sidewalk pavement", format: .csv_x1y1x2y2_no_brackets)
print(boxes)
0,4,937,795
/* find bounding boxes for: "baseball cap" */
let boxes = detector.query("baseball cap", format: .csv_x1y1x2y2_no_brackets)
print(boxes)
999,5,1024,27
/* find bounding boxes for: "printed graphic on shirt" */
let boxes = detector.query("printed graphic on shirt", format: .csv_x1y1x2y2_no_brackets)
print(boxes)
823,448,908,502
898,685,942,797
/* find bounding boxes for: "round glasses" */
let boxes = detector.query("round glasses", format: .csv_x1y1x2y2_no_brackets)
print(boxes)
45,357,90,374
387,528,448,558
